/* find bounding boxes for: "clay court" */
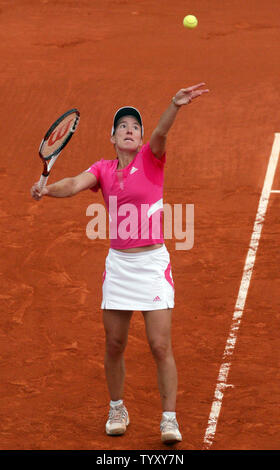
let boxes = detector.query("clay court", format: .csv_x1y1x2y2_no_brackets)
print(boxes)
1,0,280,451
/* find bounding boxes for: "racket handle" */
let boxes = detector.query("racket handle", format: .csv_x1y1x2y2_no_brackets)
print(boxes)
38,174,49,191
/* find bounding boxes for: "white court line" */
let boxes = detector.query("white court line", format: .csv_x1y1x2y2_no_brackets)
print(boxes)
202,133,280,450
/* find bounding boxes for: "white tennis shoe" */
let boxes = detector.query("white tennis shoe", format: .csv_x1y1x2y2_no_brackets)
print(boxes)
106,404,130,436
160,416,182,444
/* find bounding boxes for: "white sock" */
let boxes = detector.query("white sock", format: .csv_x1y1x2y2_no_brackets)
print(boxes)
163,411,176,420
110,399,123,408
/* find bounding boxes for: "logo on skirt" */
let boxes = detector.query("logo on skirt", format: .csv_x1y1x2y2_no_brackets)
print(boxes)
153,296,161,302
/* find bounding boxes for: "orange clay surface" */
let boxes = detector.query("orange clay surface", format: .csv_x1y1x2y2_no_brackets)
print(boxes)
1,0,280,451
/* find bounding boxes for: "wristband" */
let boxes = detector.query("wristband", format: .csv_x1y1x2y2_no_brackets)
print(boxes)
172,97,181,107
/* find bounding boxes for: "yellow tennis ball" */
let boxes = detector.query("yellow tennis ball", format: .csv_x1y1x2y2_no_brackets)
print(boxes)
183,15,198,29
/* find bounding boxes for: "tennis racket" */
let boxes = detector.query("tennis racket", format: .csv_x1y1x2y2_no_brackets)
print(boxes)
38,108,80,190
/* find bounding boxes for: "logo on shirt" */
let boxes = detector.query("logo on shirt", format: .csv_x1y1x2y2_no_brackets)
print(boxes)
130,166,138,175
153,296,161,302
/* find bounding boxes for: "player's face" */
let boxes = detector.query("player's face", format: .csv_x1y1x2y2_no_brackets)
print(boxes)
111,115,142,152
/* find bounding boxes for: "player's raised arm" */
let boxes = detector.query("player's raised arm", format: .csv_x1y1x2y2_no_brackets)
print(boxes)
150,83,209,159
30,171,97,201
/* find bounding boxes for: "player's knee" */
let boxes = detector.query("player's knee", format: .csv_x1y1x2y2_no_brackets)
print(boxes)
106,337,126,358
149,339,171,362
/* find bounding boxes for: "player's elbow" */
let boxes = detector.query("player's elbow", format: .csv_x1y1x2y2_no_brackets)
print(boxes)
71,172,98,195
70,177,82,196
62,177,78,197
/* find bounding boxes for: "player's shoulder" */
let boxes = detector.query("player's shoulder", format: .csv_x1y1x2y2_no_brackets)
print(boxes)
139,141,160,157
135,142,151,160
139,141,166,165
139,142,150,153
99,158,118,174
88,157,117,169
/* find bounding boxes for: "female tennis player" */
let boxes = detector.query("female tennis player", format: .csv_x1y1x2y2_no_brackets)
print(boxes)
31,83,209,444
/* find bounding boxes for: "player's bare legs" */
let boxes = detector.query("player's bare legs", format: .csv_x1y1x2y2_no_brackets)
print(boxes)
103,309,133,435
103,309,133,400
142,308,182,443
142,308,177,410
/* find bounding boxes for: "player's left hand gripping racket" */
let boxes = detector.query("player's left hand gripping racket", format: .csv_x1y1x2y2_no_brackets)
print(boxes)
38,108,80,190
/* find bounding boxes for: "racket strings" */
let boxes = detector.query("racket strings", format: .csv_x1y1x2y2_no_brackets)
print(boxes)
37,108,79,189
40,111,79,159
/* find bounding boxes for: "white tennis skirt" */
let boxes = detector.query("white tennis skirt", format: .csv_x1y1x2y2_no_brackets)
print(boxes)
101,244,175,311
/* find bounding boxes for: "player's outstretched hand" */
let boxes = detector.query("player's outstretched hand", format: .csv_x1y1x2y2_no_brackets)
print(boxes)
173,83,209,106
30,183,48,201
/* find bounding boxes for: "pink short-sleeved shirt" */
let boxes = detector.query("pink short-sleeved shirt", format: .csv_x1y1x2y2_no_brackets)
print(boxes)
86,142,166,249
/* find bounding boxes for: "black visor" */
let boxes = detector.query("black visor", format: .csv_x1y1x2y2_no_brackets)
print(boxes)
111,106,144,136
